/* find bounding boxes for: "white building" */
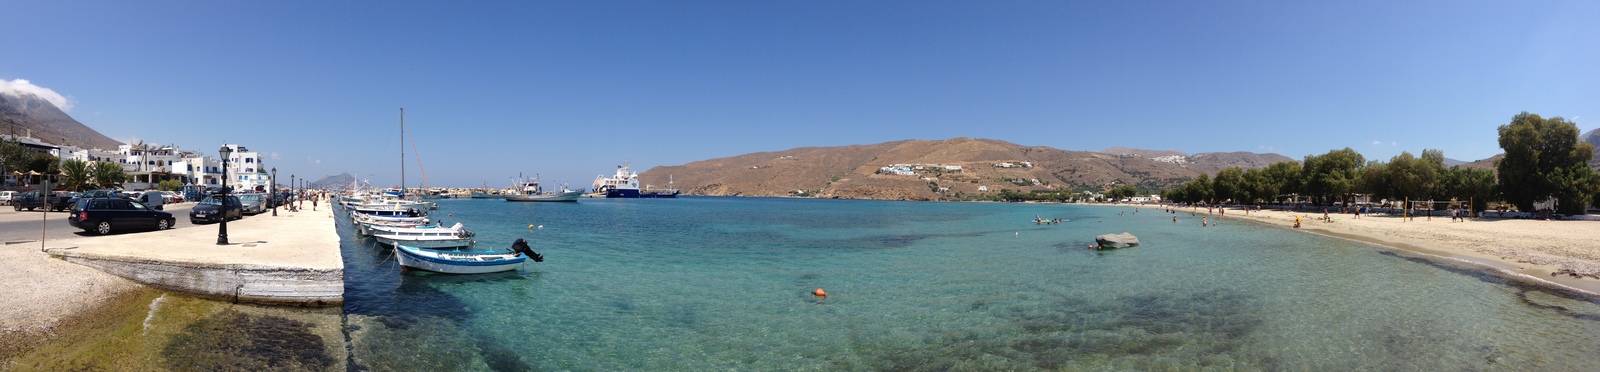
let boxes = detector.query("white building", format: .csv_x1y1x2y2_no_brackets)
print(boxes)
222,144,270,191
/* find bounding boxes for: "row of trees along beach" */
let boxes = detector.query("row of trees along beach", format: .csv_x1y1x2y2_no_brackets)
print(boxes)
1163,112,1599,215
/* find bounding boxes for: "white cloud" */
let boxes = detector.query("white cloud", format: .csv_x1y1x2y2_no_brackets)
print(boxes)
1391,141,1397,147
270,151,282,160
1372,140,1382,145
0,78,74,112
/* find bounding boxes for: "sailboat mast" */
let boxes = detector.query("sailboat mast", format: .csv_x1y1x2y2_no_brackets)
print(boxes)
400,108,406,198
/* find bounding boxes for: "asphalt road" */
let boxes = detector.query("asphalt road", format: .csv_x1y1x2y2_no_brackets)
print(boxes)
0,202,281,245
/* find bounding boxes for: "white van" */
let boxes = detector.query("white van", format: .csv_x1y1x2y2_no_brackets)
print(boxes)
139,190,166,210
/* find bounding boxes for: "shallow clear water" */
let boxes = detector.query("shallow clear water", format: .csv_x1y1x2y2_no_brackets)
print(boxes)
338,197,1600,370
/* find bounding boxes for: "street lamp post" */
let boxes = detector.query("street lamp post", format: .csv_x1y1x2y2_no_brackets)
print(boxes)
271,167,277,216
217,145,233,245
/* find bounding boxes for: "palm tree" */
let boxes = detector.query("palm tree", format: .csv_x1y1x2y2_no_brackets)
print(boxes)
60,159,92,191
91,161,126,190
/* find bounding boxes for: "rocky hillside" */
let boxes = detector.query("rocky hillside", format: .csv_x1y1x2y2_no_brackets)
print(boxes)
311,173,356,190
0,91,123,150
1586,128,1600,169
641,138,1291,200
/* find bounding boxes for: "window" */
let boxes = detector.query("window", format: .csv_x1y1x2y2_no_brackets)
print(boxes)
246,158,254,163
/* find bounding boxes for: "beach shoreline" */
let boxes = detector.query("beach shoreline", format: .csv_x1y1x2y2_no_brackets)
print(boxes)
1087,202,1600,296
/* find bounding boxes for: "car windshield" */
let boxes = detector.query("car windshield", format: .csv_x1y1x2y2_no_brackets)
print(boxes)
201,197,225,205
240,194,261,201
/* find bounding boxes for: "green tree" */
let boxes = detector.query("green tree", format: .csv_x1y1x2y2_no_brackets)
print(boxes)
1242,168,1276,205
158,179,184,191
1211,167,1246,204
1358,160,1392,201
1302,148,1365,205
0,137,30,184
59,159,93,192
1187,173,1213,203
1106,184,1139,200
91,161,127,190
1386,150,1444,201
1442,167,1497,212
1261,161,1304,200
1496,112,1600,214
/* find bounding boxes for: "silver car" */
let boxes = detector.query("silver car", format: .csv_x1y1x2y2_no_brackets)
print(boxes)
238,194,268,214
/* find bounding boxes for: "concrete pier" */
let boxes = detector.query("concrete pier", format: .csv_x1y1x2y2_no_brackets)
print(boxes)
46,206,343,306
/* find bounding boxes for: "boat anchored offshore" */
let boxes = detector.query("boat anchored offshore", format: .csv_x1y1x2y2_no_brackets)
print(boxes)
592,162,678,198
394,238,544,274
504,175,582,202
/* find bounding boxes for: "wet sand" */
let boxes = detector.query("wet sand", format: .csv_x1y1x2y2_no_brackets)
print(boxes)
1104,203,1600,295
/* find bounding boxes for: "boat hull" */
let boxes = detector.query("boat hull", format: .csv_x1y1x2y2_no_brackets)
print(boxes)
373,235,473,249
604,189,679,198
394,245,526,274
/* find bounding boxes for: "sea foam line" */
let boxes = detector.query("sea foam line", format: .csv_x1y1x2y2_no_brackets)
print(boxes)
142,294,167,336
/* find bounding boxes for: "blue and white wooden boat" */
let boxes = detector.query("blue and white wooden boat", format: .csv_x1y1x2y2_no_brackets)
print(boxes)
394,239,543,274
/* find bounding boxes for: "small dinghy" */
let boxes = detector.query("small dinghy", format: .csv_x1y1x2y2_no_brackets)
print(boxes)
395,238,544,274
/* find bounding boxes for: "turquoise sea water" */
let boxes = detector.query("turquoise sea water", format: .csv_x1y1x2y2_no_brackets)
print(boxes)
338,197,1600,370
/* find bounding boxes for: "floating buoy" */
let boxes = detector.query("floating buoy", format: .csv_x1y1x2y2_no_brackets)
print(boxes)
528,224,534,229
813,288,827,297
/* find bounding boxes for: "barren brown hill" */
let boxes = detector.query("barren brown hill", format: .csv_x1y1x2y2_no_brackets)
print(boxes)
641,138,1290,200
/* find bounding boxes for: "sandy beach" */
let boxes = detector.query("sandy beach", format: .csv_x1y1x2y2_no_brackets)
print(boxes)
1105,203,1600,295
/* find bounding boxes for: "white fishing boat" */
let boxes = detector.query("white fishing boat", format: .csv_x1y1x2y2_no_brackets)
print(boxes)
372,224,474,249
504,175,582,202
394,239,543,274
363,221,471,238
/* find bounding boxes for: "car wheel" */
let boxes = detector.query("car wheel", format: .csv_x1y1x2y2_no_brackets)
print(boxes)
11,205,18,211
96,221,113,235
158,219,170,230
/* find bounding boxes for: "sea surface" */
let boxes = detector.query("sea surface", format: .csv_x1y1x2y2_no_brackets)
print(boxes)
334,197,1600,370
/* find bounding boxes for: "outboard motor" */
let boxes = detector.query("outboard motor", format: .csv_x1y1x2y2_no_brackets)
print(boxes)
510,238,544,262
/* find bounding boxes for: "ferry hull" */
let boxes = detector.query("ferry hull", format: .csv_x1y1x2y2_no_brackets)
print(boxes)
604,189,679,198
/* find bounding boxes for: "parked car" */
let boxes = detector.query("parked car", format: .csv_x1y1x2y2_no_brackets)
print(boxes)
68,189,131,208
0,190,16,206
12,190,76,211
189,195,242,224
137,190,166,210
163,191,184,203
238,193,267,214
67,197,175,235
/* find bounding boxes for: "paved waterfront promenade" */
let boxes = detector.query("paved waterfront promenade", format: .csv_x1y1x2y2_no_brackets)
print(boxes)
40,205,344,306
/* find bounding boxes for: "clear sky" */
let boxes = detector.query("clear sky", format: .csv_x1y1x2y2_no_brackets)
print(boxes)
2,1,1596,188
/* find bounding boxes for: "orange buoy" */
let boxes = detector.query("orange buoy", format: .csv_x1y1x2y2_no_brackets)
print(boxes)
813,288,827,297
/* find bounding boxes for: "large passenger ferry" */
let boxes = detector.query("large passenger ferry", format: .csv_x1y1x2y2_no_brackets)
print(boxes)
592,162,678,198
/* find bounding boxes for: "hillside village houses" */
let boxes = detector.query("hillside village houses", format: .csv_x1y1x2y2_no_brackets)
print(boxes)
3,133,271,192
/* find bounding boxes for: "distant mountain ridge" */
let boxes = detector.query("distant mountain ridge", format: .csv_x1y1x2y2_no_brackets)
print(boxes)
0,91,123,150
311,173,356,190
641,138,1292,200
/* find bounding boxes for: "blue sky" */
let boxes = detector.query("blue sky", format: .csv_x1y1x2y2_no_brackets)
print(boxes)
2,1,1596,188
